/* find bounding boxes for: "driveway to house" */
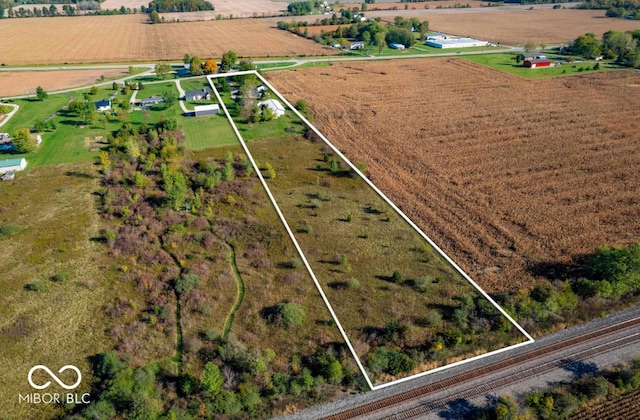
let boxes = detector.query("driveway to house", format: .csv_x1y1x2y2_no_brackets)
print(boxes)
0,103,19,128
173,79,190,115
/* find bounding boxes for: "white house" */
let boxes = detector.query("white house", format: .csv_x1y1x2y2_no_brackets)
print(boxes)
258,99,286,119
0,157,27,174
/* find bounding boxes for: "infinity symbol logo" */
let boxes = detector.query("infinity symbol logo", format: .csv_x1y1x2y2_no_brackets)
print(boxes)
28,365,82,390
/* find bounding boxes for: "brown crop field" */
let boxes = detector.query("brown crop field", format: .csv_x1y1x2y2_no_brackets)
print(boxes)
0,69,130,97
376,9,640,45
0,15,335,65
266,59,640,293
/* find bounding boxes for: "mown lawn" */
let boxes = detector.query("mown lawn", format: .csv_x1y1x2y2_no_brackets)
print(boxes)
218,90,306,141
180,114,239,149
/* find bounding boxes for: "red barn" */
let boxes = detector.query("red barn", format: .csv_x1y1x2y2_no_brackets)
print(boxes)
524,58,552,68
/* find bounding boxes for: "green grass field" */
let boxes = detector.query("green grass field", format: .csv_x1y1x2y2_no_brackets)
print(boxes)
463,52,621,79
218,90,306,141
1,94,70,134
136,81,178,100
180,114,239,149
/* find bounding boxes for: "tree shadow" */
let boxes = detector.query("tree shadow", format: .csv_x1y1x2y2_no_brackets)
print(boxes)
526,254,592,280
438,398,482,419
561,359,599,379
65,171,96,179
328,281,348,290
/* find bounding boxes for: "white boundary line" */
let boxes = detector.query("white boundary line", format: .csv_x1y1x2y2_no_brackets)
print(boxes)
207,70,534,391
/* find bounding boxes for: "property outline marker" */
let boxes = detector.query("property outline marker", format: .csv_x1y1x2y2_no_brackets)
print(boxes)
207,71,534,391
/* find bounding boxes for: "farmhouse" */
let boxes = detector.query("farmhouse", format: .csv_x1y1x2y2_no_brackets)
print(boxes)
520,52,547,61
426,37,488,49
94,99,111,112
350,41,365,50
185,88,211,101
258,99,286,118
0,157,27,173
140,96,164,107
524,58,552,68
193,104,220,117
389,43,405,50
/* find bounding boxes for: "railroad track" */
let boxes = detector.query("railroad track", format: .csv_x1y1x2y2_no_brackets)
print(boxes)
324,316,640,420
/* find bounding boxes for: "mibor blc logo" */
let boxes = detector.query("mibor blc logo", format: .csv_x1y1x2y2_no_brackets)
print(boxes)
19,365,90,404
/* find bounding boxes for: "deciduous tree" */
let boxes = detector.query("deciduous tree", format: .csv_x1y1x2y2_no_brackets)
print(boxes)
12,128,37,153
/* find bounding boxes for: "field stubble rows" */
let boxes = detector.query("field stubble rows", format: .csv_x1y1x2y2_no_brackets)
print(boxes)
266,59,640,294
0,15,335,65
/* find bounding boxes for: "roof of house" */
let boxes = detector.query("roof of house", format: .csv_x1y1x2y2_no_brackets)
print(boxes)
0,157,26,168
185,88,211,100
94,99,111,108
525,58,551,64
259,99,285,114
140,96,164,103
389,43,405,48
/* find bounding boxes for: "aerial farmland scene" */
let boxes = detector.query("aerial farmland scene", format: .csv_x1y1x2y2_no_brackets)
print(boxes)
0,0,639,418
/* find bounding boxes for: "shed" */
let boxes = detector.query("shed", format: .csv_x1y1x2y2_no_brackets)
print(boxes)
194,104,220,117
185,88,211,102
426,37,488,49
258,99,286,119
0,157,27,174
94,99,111,112
140,96,164,107
524,58,551,68
389,43,405,50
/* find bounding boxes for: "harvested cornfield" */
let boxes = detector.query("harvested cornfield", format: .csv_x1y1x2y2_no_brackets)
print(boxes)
0,15,336,65
0,68,130,97
376,9,640,45
266,59,640,293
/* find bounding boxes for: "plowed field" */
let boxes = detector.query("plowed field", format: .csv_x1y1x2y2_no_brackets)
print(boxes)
378,9,640,45
266,60,640,293
0,68,129,97
0,15,335,65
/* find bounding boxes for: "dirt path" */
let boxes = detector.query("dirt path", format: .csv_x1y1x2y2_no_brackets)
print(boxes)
221,242,245,341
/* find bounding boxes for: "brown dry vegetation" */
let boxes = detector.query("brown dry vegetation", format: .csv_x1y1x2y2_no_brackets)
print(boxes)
0,15,336,65
266,59,640,294
379,9,640,45
0,69,129,97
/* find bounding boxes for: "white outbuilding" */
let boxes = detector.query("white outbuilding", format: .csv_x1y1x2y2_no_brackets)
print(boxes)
0,157,27,173
258,99,286,119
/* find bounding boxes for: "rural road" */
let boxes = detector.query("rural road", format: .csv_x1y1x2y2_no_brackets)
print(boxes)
0,47,526,101
279,305,640,419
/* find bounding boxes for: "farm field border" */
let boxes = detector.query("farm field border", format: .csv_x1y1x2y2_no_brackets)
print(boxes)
207,70,535,391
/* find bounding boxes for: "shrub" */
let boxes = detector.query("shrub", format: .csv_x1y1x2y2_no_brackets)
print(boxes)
347,277,360,290
413,276,431,293
51,273,68,283
392,270,403,284
175,274,200,295
278,302,306,327
25,281,46,292
0,223,22,238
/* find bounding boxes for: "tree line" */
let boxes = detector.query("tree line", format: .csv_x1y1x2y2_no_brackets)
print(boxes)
578,0,640,19
570,30,640,67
